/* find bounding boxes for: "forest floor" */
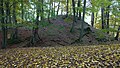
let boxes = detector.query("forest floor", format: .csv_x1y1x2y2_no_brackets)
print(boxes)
0,44,120,67
0,16,120,67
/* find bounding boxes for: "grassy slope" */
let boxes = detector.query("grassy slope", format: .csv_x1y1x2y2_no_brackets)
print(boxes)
0,44,120,67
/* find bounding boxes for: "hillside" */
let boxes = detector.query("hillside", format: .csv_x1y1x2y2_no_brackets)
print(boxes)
14,16,120,47
0,15,119,48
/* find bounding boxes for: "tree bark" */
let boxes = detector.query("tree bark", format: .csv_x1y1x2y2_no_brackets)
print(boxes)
57,1,60,16
1,0,7,49
21,0,24,23
53,0,55,17
115,26,120,40
91,12,94,27
70,0,76,32
48,0,51,23
90,0,94,27
106,5,110,34
79,0,86,42
31,0,41,45
12,1,18,39
5,1,9,38
41,0,44,20
94,12,98,27
78,0,81,20
101,7,105,29
66,0,69,17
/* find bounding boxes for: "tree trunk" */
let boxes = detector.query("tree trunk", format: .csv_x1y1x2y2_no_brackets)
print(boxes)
78,0,81,20
12,1,18,39
106,5,110,34
61,3,63,15
50,1,52,16
79,0,86,42
31,0,41,45
101,7,105,29
113,15,116,36
5,1,9,38
48,0,51,23
94,12,98,27
115,26,120,40
57,1,60,16
53,0,55,17
1,0,7,49
66,0,69,17
41,0,44,20
91,12,94,27
70,0,76,32
21,0,24,23
48,9,50,23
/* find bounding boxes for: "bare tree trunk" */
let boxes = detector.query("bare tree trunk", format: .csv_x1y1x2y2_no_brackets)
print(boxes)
113,15,116,36
48,0,51,23
70,0,76,32
106,5,110,34
12,1,18,39
21,0,24,23
48,9,51,23
1,0,7,49
94,12,98,27
66,0,69,17
41,0,44,20
31,0,41,45
115,26,120,40
5,1,9,38
57,1,60,16
78,0,81,20
101,7,105,29
91,12,94,27
79,0,86,42
53,0,55,17
51,1,54,17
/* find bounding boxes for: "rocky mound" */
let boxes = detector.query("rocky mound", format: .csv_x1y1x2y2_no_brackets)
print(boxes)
2,15,119,48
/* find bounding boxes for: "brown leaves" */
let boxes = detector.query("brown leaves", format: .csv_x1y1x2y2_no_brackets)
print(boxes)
0,45,120,67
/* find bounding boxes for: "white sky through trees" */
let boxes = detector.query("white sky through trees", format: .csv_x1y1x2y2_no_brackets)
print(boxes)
30,0,92,25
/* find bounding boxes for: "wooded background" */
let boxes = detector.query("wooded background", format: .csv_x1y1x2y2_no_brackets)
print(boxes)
0,0,120,49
